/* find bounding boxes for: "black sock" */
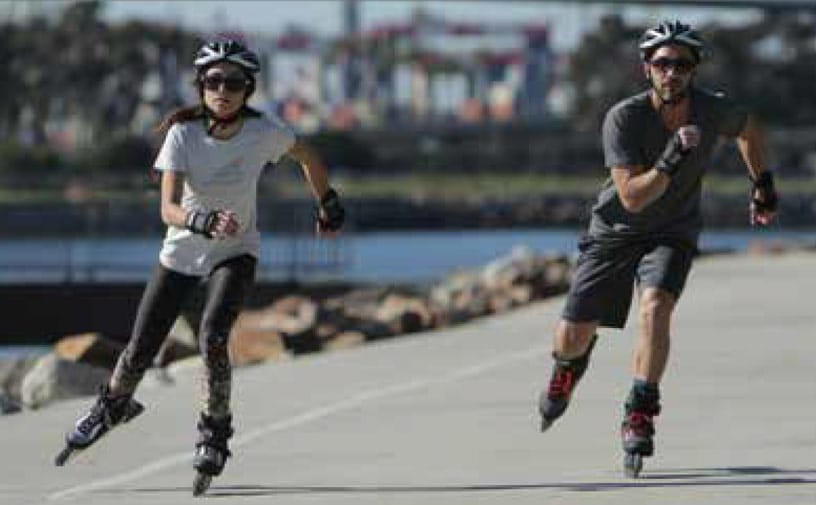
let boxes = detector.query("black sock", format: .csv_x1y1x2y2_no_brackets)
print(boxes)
629,379,660,409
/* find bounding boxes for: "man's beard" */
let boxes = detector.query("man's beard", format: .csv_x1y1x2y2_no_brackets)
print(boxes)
656,82,689,105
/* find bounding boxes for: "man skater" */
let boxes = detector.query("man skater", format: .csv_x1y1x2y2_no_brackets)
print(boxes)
536,20,778,477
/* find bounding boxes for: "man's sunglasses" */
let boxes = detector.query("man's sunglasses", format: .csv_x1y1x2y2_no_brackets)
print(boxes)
649,57,696,74
201,74,250,93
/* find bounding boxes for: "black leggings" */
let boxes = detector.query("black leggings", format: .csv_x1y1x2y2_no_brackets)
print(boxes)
109,254,256,419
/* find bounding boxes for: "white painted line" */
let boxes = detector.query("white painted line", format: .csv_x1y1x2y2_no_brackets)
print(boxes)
49,345,547,501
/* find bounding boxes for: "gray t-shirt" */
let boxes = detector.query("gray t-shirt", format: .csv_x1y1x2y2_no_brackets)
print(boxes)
589,87,747,245
154,114,295,276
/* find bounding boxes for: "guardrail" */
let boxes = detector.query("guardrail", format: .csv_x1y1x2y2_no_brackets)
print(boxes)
0,233,351,284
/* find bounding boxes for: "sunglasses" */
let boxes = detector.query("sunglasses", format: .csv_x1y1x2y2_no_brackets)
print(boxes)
201,74,250,93
649,57,696,74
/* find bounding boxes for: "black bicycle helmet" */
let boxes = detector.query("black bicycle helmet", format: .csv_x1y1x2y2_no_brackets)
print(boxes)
639,20,707,62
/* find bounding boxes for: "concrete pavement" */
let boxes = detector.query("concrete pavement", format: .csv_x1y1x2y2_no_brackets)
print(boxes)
2,252,814,504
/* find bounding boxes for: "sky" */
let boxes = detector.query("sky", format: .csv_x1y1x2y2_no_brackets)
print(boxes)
94,1,761,52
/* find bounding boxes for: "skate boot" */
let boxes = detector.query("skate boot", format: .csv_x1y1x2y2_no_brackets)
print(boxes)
55,385,144,466
621,385,661,478
192,413,233,496
538,335,597,432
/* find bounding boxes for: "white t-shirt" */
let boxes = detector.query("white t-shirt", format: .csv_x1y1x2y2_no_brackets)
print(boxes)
153,114,295,276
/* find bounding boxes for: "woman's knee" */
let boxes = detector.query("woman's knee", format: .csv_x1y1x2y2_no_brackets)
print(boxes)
199,328,230,358
198,306,238,351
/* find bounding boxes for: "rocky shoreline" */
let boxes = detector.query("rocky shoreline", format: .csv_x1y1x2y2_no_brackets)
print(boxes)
3,240,814,416
1,246,573,414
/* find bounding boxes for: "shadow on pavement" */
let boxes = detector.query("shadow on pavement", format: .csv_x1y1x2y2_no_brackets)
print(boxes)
114,466,816,497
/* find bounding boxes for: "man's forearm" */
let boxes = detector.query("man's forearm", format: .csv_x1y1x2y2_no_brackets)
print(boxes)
614,167,672,213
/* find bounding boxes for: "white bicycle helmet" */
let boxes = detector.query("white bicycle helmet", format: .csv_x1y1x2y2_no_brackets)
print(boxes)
194,40,260,74
639,20,707,62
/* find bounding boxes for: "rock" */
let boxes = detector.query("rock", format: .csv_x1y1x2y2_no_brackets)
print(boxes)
21,353,110,409
507,284,534,306
54,332,125,370
315,323,341,342
229,324,290,366
431,271,480,310
536,257,571,296
0,391,22,414
481,245,536,290
0,356,40,402
280,331,322,354
237,297,321,355
429,269,492,324
461,289,492,318
324,331,366,352
429,305,473,327
430,270,492,323
488,292,513,314
375,294,433,333
266,295,319,333
350,319,395,340
324,287,391,320
250,295,318,334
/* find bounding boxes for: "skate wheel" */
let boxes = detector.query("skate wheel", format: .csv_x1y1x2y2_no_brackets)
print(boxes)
55,446,74,467
623,453,643,478
192,472,212,497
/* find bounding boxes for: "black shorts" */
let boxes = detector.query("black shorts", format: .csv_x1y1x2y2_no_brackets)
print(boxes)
562,236,696,329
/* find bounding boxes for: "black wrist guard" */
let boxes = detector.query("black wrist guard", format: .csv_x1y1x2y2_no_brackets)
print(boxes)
654,133,691,177
185,210,217,238
317,188,345,232
750,171,779,213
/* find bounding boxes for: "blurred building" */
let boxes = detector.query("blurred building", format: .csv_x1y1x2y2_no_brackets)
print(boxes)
241,3,556,132
2,0,557,146
0,0,63,22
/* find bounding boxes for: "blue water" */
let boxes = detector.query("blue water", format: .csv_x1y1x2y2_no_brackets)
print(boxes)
0,228,813,284
0,345,50,359
344,228,815,282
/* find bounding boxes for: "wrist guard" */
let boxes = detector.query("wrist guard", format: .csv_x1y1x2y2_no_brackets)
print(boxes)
750,171,779,213
317,188,345,232
654,133,691,177
185,210,218,238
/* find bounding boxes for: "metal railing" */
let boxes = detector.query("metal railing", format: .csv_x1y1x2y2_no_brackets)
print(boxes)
0,233,351,284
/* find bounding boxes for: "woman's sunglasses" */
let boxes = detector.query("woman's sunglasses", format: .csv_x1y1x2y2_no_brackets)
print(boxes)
201,74,250,93
649,57,696,74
